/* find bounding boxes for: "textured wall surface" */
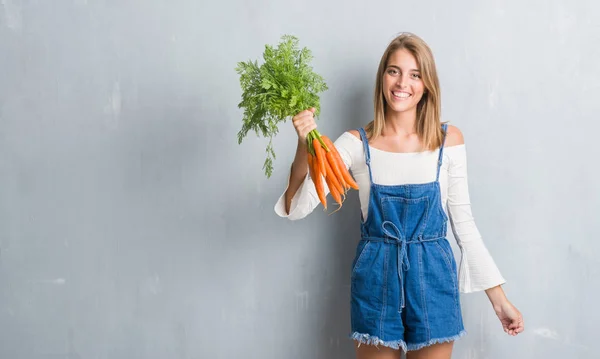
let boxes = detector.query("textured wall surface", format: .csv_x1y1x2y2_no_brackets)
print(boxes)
1,0,598,358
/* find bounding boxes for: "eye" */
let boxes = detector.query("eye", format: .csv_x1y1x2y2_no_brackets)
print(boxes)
411,73,421,79
387,68,399,75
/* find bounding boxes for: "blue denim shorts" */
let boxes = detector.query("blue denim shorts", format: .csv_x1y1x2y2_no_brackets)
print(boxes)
350,237,466,352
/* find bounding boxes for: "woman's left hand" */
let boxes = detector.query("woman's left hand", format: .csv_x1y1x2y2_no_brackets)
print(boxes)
494,300,524,336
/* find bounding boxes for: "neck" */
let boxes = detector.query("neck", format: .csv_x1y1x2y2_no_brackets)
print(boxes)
383,108,418,136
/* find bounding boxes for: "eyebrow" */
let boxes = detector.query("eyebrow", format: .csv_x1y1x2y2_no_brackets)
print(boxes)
387,65,420,72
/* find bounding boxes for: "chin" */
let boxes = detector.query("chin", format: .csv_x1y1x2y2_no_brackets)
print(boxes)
387,103,417,113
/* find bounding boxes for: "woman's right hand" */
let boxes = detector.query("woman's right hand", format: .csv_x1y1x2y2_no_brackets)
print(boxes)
291,108,317,143
494,299,524,336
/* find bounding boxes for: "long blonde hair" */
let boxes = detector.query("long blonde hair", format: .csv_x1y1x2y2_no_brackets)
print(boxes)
366,32,446,150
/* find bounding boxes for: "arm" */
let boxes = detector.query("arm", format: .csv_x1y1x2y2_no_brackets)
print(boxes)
281,108,316,214
445,125,506,292
445,125,524,336
283,139,310,214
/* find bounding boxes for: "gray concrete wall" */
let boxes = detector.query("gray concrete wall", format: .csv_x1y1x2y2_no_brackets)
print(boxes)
1,0,598,358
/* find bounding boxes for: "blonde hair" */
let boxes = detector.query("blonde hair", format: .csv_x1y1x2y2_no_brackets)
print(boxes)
366,32,446,150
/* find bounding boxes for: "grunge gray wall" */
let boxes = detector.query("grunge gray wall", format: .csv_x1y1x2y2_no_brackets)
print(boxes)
1,0,598,358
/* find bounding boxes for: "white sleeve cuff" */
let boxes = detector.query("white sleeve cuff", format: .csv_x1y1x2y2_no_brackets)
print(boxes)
273,171,317,221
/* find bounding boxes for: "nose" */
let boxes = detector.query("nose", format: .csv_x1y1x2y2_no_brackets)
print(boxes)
396,74,408,88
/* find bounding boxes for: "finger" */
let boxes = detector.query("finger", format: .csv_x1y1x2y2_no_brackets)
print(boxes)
299,123,317,138
292,109,313,122
508,319,521,330
296,118,316,133
309,107,316,113
294,115,313,129
301,109,315,117
509,321,522,331
303,123,317,134
302,124,317,137
292,113,305,125
294,113,314,128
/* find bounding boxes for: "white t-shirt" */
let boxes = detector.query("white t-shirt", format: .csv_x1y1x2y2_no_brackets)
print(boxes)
274,131,506,293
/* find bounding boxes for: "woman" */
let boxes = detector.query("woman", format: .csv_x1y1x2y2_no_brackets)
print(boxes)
274,32,524,359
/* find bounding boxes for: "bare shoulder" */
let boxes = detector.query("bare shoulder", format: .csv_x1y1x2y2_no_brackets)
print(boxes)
347,129,361,140
445,124,465,147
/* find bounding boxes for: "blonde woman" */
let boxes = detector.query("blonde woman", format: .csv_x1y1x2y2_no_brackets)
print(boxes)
275,32,524,359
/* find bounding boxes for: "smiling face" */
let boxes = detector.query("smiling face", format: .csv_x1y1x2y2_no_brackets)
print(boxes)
370,33,442,146
382,48,425,115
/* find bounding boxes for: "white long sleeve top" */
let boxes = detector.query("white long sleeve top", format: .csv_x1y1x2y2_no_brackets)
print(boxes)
274,131,506,293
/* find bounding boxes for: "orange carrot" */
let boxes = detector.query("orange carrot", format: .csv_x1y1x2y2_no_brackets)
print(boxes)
322,136,359,190
312,138,326,175
338,158,359,190
326,150,348,192
324,155,344,201
325,174,342,207
309,153,327,209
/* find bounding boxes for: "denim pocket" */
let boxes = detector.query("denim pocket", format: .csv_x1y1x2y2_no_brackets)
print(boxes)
434,240,458,284
351,240,371,277
433,239,461,331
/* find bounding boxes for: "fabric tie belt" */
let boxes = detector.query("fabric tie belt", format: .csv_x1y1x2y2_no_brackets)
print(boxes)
363,220,443,309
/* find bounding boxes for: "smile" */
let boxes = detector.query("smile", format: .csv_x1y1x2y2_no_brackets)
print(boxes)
392,91,412,100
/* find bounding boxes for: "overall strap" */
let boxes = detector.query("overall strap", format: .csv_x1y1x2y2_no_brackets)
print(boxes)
435,123,448,182
357,127,373,183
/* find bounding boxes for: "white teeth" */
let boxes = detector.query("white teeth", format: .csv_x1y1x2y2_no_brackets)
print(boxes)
393,92,411,98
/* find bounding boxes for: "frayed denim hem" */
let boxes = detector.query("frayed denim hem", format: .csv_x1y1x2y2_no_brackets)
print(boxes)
350,332,407,352
406,330,467,351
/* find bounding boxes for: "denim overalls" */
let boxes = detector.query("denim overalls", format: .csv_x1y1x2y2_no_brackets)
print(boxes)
350,125,466,351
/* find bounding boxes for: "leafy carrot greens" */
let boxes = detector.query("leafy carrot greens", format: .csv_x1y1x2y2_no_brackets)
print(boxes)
236,35,359,213
235,35,328,178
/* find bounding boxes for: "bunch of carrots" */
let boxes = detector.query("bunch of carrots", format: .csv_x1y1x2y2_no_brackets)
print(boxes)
306,130,359,212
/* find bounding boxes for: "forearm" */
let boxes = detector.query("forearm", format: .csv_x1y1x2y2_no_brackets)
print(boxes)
284,139,309,214
485,285,508,310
